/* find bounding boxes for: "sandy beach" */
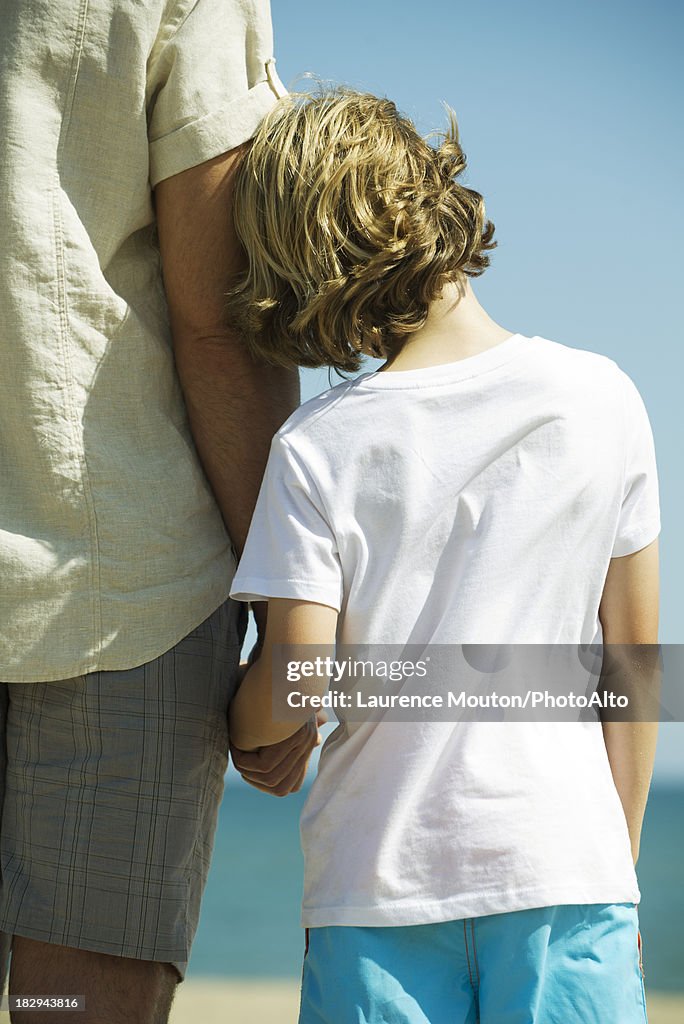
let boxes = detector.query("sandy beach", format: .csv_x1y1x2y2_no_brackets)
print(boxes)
169,979,299,1023
169,980,683,1024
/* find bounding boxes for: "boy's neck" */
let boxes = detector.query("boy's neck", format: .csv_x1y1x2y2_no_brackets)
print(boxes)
379,281,514,372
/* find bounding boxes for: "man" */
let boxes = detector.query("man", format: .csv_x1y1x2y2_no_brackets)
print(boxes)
0,2,316,1021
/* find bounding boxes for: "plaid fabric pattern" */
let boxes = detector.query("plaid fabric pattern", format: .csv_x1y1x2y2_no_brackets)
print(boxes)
0,598,247,982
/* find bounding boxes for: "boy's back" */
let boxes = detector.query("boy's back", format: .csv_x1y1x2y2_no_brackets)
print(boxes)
239,332,658,647
231,332,660,926
226,88,659,1022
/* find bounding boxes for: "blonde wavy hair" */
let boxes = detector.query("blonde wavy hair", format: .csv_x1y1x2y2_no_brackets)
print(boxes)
227,88,496,372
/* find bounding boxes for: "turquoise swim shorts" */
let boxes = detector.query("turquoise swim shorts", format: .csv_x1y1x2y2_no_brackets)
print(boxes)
299,903,647,1023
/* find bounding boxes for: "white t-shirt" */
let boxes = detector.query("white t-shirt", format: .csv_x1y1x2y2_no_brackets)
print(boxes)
230,333,661,927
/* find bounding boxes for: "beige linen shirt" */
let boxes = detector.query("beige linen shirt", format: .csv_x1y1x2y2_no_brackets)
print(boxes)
0,0,286,682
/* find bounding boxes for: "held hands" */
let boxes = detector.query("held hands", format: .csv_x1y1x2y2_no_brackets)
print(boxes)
229,599,335,795
230,711,326,797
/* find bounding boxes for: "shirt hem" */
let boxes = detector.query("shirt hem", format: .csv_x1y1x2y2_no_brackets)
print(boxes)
300,881,641,927
230,576,342,612
149,78,283,186
611,520,661,558
1,582,236,684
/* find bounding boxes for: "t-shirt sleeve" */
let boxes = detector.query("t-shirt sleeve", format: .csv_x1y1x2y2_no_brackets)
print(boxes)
146,0,287,187
229,434,344,611
611,370,661,557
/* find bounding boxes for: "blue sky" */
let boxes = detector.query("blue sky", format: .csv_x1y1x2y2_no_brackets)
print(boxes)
249,0,684,780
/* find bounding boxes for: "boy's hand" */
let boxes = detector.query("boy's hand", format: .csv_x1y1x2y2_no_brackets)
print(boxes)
231,712,326,797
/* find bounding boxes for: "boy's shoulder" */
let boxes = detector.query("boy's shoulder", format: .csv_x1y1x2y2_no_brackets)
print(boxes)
274,372,372,447
533,336,640,407
532,335,621,378
272,336,636,454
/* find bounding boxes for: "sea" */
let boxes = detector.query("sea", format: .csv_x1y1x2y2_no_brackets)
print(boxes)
188,780,684,991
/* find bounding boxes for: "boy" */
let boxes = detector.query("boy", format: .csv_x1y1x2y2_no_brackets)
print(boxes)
228,89,660,1023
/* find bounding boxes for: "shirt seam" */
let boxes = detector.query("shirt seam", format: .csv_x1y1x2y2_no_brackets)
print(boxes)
53,0,103,657
232,575,339,589
1,583,232,684
148,0,199,71
148,80,279,185
353,336,531,391
279,338,531,447
231,576,341,600
278,436,344,575
60,0,89,135
301,880,641,919
274,377,368,444
612,518,661,556
148,81,277,147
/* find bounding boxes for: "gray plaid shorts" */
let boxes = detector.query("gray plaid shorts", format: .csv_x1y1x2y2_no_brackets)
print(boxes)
0,598,248,985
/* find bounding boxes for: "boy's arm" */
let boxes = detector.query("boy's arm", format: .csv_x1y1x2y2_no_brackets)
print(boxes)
230,598,338,751
598,538,660,865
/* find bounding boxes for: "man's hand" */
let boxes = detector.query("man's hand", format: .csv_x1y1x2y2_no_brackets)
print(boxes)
230,713,326,797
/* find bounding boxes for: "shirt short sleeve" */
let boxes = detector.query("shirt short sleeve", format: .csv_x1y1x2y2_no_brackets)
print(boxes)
229,434,344,611
611,370,661,557
146,0,287,187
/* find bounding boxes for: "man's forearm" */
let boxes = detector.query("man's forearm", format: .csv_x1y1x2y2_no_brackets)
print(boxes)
154,146,300,562
173,332,299,557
